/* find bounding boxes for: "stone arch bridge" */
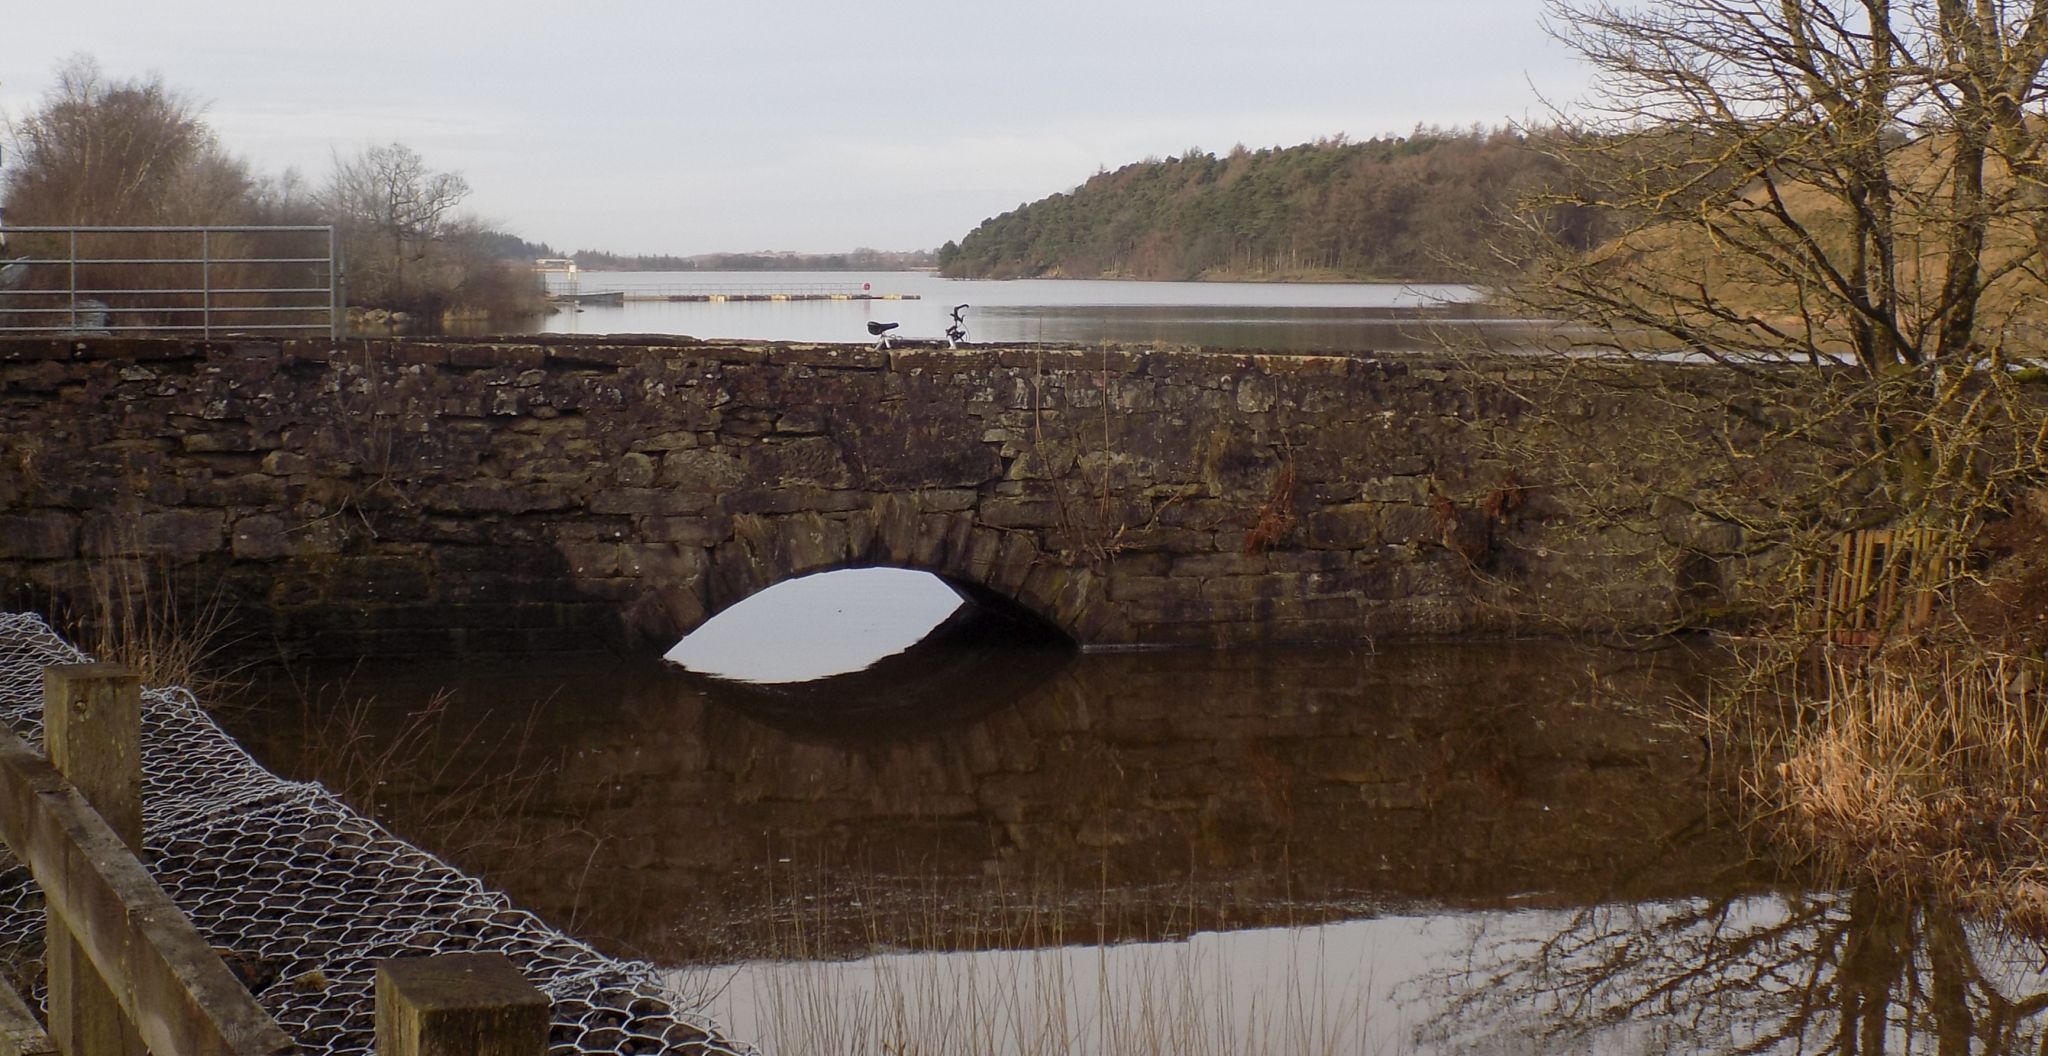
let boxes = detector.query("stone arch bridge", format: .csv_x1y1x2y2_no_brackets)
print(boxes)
0,337,1749,657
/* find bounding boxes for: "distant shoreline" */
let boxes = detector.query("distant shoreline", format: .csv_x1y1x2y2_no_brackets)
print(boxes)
935,266,1470,285
571,264,1471,287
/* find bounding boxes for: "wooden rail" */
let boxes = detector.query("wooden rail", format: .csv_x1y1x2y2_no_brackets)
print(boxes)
1818,528,1945,645
0,665,549,1056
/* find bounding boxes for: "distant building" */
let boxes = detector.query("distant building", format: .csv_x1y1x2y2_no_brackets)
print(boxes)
533,258,579,274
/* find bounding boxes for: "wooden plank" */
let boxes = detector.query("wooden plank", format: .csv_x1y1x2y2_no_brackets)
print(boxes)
0,976,56,1056
0,719,294,1056
43,664,141,848
375,954,548,1056
42,663,146,1056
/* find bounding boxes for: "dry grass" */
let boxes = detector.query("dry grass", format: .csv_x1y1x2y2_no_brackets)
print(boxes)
246,670,560,871
77,556,239,696
65,551,562,877
1749,653,2048,934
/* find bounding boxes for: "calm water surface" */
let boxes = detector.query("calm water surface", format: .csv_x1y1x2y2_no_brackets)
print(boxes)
229,615,2048,1053
530,270,1558,351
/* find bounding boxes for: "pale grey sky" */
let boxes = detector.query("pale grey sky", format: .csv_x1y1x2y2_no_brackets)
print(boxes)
3,1,1590,255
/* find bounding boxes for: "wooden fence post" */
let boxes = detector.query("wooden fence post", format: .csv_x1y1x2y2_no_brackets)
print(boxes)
375,954,548,1056
0,980,57,1056
41,663,146,1056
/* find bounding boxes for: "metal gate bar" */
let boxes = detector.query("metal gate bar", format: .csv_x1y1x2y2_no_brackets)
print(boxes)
0,225,340,339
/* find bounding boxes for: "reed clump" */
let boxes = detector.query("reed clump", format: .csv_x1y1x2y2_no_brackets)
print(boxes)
696,869,1377,1056
235,671,559,879
1751,654,2048,935
70,553,240,700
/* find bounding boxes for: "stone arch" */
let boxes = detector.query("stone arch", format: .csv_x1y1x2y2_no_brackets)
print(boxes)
616,495,1130,652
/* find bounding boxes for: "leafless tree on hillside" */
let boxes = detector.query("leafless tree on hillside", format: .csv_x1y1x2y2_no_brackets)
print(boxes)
1469,0,2048,644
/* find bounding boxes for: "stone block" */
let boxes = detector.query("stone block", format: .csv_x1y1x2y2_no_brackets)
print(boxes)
288,517,348,557
437,570,576,605
1100,552,1172,577
556,542,622,577
775,410,826,434
449,344,544,370
1359,476,1430,503
1105,575,1199,609
744,435,852,488
657,448,746,491
262,450,314,476
1204,574,1305,603
629,430,703,453
1304,505,1379,550
0,513,76,559
907,512,975,569
1235,373,1277,413
1378,504,1439,545
724,488,869,516
142,510,226,555
180,432,269,453
1169,552,1269,577
431,546,547,585
615,451,657,488
1266,550,1352,573
423,482,575,516
640,513,732,546
392,342,448,366
329,556,432,600
544,344,632,369
619,543,710,583
230,515,288,560
912,489,978,513
588,488,713,516
980,496,1062,529
187,473,287,508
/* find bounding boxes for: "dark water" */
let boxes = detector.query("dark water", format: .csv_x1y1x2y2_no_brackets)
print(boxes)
225,637,2048,1053
231,639,1729,953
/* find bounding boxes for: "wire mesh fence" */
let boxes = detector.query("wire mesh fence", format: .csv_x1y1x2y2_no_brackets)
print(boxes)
0,612,752,1055
0,226,341,338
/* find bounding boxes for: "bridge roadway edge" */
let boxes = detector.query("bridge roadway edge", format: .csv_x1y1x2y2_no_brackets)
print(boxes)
0,337,1767,659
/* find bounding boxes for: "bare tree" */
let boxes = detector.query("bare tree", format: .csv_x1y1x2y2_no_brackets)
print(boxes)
321,142,473,313
1522,0,2048,369
1466,0,2048,941
2,56,252,225
0,57,270,330
1480,0,2048,641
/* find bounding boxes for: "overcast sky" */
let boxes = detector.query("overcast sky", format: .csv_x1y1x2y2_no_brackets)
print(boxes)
2,1,1591,256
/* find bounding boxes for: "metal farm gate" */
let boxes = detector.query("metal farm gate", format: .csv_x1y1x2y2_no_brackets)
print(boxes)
0,225,341,339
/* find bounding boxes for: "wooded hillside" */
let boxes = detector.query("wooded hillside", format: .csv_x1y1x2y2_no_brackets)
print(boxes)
937,129,1599,282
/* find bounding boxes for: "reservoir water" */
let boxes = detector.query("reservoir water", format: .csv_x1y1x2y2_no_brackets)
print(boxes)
224,614,2048,1055
532,270,1548,351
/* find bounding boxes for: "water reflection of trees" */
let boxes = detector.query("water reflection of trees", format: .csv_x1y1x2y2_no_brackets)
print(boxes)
1422,888,2048,1055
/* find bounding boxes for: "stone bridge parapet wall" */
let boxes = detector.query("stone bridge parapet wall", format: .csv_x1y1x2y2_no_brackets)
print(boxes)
0,337,1751,657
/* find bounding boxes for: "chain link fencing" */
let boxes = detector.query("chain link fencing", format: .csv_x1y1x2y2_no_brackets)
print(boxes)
0,612,754,1056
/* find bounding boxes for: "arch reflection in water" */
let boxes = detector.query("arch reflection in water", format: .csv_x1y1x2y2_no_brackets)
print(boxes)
664,567,1075,740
